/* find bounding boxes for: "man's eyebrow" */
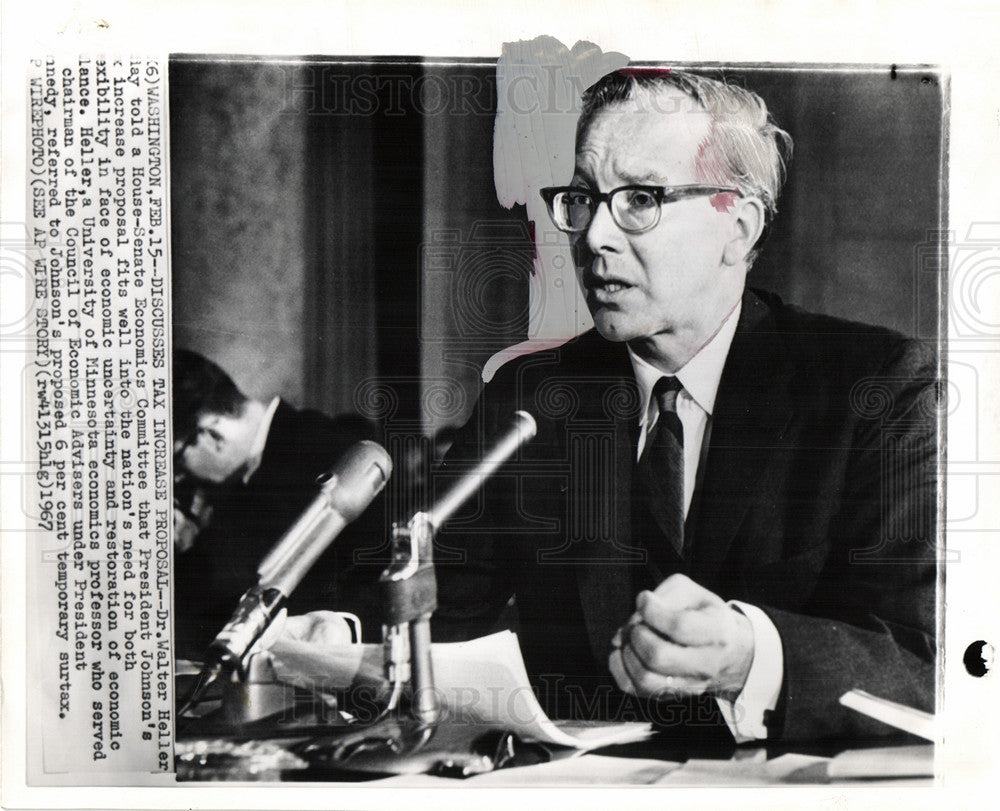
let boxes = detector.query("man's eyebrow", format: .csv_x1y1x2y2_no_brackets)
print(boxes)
570,165,670,188
616,168,668,185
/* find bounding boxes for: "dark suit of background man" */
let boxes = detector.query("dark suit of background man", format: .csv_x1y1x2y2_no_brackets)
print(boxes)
433,69,938,743
171,350,380,660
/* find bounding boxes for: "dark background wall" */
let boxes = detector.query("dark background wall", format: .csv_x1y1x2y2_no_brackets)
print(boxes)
170,58,528,438
710,66,944,341
169,59,314,405
169,59,944,437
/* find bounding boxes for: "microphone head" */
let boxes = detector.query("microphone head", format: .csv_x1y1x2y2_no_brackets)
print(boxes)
513,410,538,443
317,440,393,522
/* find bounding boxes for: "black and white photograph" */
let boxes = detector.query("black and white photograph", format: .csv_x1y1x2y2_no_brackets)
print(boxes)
165,49,944,782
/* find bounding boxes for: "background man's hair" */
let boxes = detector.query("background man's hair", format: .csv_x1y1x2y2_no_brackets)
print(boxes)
577,68,794,264
172,349,248,440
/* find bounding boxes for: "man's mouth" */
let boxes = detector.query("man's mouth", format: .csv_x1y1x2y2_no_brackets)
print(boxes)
596,281,630,293
586,276,634,298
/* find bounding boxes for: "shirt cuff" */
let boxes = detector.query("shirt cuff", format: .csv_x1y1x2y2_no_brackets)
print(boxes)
715,601,783,742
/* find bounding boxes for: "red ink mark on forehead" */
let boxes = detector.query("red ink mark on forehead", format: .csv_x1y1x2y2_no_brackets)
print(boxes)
617,67,672,79
709,193,737,213
695,135,730,187
694,133,738,214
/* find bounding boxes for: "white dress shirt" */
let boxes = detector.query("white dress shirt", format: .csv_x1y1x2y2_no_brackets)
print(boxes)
627,303,783,742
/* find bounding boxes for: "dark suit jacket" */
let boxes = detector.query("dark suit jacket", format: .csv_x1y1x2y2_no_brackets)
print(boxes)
433,288,938,742
174,400,382,658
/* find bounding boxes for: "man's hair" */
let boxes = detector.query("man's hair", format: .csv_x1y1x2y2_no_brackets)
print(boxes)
577,68,793,263
172,349,248,441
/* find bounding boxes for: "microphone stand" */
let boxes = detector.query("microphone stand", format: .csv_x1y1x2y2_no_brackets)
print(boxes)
381,509,440,729
299,411,537,774
296,511,441,768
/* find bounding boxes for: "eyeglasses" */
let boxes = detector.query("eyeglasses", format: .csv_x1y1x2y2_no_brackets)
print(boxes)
539,184,743,234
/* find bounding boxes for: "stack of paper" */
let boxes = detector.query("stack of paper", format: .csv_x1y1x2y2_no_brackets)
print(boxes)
839,689,935,741
268,630,652,749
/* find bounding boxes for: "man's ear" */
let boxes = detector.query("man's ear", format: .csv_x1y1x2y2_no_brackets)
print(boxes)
722,196,765,267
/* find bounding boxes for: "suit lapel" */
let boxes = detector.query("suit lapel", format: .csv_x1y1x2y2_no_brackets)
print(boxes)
567,337,645,666
687,290,796,586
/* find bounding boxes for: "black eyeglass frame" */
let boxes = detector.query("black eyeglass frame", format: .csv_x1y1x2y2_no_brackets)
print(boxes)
539,184,744,234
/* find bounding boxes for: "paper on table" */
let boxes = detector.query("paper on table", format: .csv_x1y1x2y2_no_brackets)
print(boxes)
430,631,652,748
465,754,680,785
655,752,830,785
839,689,936,741
828,744,934,780
267,630,651,749
268,635,390,699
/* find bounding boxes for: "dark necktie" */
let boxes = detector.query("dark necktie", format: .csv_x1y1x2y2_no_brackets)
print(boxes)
636,376,685,556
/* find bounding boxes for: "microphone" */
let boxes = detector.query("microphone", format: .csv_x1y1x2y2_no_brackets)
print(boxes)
181,441,392,712
425,410,537,533
257,440,393,594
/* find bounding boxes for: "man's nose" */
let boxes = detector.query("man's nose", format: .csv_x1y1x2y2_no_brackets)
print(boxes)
584,199,624,255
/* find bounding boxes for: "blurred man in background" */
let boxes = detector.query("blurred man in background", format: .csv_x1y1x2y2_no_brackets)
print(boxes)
171,349,383,659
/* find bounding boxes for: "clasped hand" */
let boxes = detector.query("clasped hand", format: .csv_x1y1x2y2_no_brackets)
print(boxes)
609,574,755,702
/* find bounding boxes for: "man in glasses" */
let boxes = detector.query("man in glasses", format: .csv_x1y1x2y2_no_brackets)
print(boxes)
434,69,937,743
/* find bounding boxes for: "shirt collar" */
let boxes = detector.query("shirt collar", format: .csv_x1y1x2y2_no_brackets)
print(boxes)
628,300,741,421
242,396,281,484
